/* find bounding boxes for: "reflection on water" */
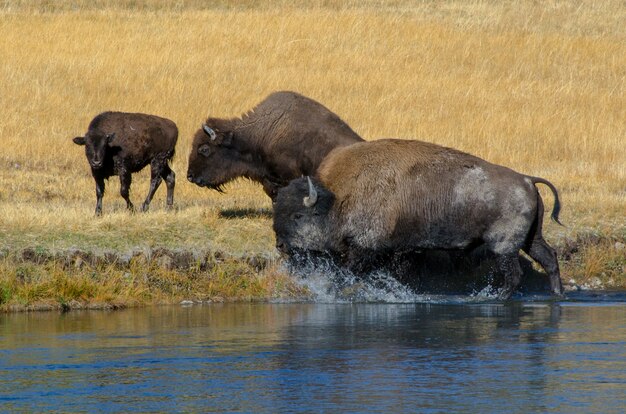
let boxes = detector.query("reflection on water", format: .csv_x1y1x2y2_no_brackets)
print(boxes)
1,297,625,413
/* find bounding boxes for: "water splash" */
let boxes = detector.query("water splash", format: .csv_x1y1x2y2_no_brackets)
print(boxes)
281,255,469,304
468,284,500,301
297,266,421,303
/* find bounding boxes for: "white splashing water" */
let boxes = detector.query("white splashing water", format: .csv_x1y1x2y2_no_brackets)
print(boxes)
469,284,500,301
282,256,500,304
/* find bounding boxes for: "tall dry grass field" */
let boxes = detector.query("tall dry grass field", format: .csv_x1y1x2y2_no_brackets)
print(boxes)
0,1,624,275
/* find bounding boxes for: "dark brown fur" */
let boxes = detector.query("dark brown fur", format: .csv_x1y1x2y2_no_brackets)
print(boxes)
273,139,563,299
186,91,363,199
73,111,178,215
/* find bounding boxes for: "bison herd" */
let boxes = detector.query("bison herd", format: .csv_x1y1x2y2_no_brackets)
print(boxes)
72,91,564,299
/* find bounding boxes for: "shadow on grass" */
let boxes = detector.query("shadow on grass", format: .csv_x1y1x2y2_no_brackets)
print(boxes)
218,208,273,220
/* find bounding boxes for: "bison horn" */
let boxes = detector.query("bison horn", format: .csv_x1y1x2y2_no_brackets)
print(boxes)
303,176,318,208
203,124,217,141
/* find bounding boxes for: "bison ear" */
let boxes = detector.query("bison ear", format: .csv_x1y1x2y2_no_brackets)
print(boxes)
73,136,86,145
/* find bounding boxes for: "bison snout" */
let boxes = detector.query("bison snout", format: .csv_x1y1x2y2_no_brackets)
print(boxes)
90,161,103,169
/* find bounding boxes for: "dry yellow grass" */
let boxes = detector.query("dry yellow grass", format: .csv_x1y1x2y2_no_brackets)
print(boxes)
0,1,624,303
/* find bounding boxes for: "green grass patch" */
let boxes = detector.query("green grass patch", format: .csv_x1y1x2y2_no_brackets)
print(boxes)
0,254,304,312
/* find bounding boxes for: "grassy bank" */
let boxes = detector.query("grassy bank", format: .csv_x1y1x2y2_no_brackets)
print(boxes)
0,1,624,310
0,229,625,312
0,249,304,312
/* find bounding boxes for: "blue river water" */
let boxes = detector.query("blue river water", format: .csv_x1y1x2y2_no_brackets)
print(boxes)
1,293,625,413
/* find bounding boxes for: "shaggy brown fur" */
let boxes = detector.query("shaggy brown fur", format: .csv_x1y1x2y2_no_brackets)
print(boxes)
273,139,563,299
186,91,363,199
73,112,178,215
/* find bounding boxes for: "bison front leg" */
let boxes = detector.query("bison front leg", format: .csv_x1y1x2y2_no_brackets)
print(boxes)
94,176,105,216
119,171,134,212
339,238,387,275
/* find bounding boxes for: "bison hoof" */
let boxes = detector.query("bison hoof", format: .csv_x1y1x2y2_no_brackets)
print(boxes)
141,203,150,212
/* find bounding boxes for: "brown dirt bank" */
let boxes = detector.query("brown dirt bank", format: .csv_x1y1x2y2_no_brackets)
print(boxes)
1,232,624,312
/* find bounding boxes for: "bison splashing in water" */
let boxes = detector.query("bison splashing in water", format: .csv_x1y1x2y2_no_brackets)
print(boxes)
73,111,178,215
273,139,563,300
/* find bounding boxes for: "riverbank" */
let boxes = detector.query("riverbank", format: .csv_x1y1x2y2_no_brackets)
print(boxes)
1,227,624,312
0,246,302,312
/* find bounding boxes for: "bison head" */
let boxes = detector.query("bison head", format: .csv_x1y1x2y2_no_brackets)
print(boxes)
73,132,115,170
272,176,335,256
186,120,243,192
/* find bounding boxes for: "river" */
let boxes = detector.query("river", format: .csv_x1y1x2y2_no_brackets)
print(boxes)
1,293,625,413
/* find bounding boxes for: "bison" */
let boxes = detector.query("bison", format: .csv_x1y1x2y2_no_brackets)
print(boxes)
186,91,363,200
72,111,178,215
273,139,563,300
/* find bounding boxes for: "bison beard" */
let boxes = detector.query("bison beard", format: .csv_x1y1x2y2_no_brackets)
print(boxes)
272,139,564,300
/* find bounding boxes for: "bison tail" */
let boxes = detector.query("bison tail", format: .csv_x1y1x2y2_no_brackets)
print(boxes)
528,176,562,226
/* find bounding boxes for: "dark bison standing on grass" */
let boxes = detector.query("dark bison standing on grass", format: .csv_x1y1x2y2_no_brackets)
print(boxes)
273,139,564,300
73,111,178,215
186,91,363,200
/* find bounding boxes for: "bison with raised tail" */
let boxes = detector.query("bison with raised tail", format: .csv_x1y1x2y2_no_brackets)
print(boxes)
186,91,363,200
73,112,178,215
273,139,563,299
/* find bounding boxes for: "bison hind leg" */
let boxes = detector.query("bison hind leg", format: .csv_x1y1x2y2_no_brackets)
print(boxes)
162,164,175,208
142,160,170,212
524,237,563,296
522,193,563,297
496,253,523,300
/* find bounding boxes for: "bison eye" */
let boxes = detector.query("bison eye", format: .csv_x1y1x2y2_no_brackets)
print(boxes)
292,213,303,221
198,144,211,157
